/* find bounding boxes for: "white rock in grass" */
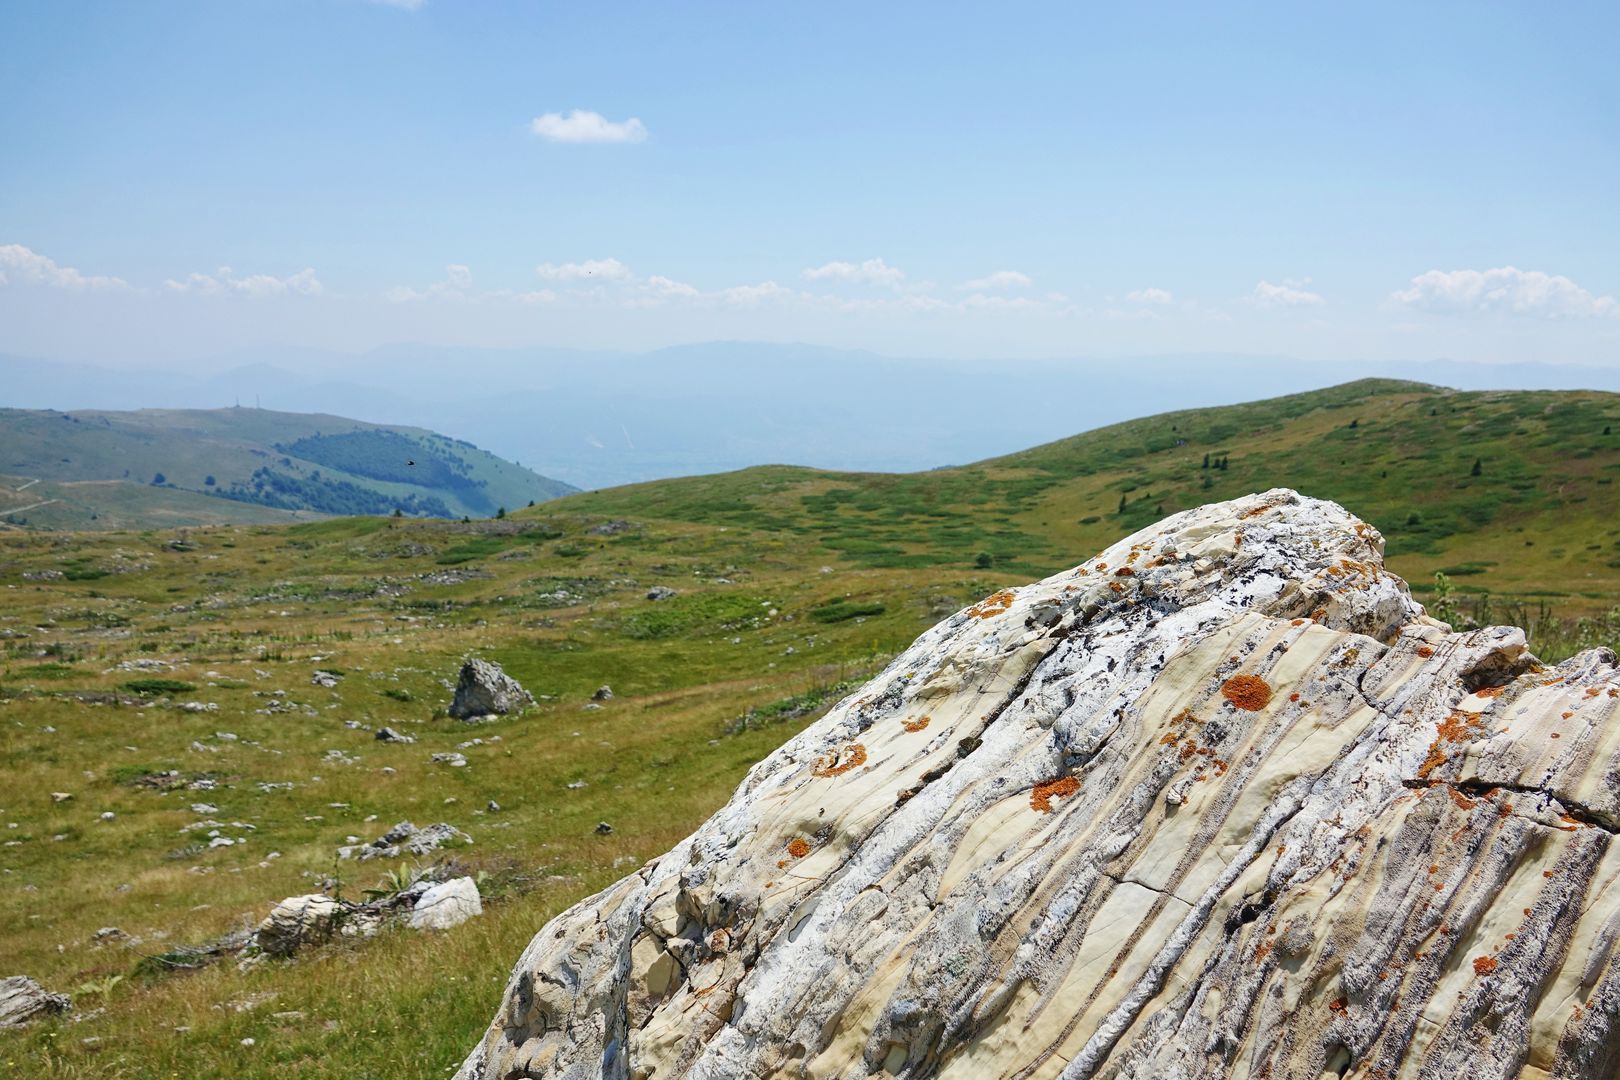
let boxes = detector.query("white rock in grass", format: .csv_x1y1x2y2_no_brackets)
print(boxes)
407,877,482,931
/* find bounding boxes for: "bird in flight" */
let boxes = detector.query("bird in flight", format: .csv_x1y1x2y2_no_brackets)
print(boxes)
406,460,415,466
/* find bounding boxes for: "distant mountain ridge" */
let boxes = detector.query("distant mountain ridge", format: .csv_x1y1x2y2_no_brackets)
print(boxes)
0,406,575,530
7,346,1620,491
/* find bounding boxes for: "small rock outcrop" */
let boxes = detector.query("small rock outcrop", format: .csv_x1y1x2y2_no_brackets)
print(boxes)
337,820,471,861
252,895,349,958
449,658,533,720
407,877,483,931
0,976,70,1028
457,490,1620,1080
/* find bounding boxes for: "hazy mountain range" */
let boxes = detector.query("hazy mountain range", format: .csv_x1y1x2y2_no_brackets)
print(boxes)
6,344,1619,490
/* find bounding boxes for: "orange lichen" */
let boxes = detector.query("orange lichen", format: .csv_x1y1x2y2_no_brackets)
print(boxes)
902,716,930,733
1108,582,1126,594
1029,775,1081,813
1289,692,1301,703
1377,971,1389,981
1417,646,1435,658
1180,741,1199,761
966,590,1016,619
1290,619,1305,626
1446,787,1477,810
786,838,811,859
1114,566,1135,577
1328,997,1347,1013
1418,710,1481,780
1159,732,1180,745
1476,685,1507,698
1310,607,1328,622
1254,941,1273,963
1472,956,1498,976
1551,732,1562,739
1428,864,1440,874
1171,708,1200,725
1562,711,1574,720
812,743,867,777
1221,674,1274,711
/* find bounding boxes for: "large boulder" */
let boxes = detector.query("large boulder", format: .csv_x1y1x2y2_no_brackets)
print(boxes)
456,490,1620,1079
0,976,70,1028
408,876,483,931
449,658,534,720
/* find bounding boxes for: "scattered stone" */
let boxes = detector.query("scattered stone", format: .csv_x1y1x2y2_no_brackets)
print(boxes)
567,780,587,790
0,976,71,1028
586,520,632,536
594,821,613,835
592,685,614,701
645,586,678,602
448,658,533,720
49,792,72,803
93,927,123,942
432,752,468,768
407,877,483,931
375,726,415,744
310,670,342,689
338,820,471,861
98,811,114,821
486,800,500,812
191,803,219,815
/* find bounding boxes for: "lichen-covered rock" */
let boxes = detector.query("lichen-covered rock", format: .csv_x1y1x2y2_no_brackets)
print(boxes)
449,658,534,720
0,976,70,1028
457,490,1620,1080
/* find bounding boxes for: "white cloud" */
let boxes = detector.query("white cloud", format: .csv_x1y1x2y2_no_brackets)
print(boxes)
962,293,1042,311
718,281,795,305
1391,266,1617,318
1250,279,1324,308
1126,287,1173,305
165,266,321,297
959,270,1032,291
384,264,471,303
802,257,906,288
535,258,630,281
0,243,127,290
530,110,647,144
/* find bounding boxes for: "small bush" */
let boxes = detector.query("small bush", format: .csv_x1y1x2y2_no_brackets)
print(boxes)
122,677,197,695
809,600,886,623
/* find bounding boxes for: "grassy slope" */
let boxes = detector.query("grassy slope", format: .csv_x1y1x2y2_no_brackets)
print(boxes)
0,407,574,529
1,379,1618,1078
559,379,1620,613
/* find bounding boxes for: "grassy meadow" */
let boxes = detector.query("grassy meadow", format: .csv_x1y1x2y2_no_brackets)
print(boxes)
2,379,1619,1077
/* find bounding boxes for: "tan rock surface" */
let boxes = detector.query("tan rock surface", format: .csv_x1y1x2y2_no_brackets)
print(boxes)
457,490,1620,1080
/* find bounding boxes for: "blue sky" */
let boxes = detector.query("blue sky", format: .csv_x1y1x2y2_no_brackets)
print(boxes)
1,0,1617,367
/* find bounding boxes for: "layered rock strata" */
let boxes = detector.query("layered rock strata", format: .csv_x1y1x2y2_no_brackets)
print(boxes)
458,490,1620,1080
